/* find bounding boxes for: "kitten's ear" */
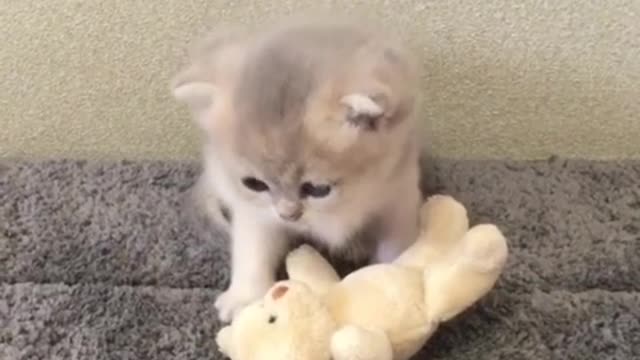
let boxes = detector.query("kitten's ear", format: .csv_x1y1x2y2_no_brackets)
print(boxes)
340,92,388,131
339,40,417,132
171,69,217,113
170,67,218,130
171,26,246,130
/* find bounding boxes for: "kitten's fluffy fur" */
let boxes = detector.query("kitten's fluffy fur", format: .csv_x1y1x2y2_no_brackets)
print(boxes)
172,18,422,322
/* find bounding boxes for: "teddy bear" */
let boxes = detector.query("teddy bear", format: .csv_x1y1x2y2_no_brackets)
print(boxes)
215,195,509,360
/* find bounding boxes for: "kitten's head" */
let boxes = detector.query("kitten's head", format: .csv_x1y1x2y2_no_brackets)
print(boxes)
171,21,417,224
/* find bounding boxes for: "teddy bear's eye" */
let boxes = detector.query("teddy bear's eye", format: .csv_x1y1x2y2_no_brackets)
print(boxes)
268,315,277,324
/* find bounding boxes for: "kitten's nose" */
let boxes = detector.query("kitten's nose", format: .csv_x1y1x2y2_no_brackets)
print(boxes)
276,201,303,221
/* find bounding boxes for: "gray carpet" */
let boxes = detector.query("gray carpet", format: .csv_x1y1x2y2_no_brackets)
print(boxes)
1,158,639,359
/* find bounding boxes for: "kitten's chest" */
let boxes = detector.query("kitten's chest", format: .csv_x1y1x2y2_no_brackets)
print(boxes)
298,212,382,255
307,218,352,248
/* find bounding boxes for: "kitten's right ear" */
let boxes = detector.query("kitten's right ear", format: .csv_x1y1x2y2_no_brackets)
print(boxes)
170,67,218,130
171,26,245,130
171,69,217,113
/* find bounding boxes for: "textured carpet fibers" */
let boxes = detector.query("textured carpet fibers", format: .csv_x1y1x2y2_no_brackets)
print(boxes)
0,158,639,359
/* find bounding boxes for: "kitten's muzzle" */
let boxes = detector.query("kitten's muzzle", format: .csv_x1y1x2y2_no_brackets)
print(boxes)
276,201,303,222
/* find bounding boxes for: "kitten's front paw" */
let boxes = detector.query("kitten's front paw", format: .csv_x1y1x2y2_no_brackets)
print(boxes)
215,284,271,322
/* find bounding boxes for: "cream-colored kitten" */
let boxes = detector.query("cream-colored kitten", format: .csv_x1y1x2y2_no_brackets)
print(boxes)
171,18,422,322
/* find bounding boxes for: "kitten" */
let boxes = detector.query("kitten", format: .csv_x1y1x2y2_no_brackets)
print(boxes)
171,18,422,322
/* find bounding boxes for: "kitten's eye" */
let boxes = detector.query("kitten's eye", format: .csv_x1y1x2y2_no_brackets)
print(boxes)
242,177,269,192
300,182,332,198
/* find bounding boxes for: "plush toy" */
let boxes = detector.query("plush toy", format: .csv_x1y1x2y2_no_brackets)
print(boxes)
216,195,509,360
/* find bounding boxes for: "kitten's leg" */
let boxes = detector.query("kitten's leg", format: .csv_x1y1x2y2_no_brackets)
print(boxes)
374,184,421,263
215,210,288,322
191,175,231,231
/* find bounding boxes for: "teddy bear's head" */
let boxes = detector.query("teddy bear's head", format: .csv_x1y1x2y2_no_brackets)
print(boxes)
216,280,337,360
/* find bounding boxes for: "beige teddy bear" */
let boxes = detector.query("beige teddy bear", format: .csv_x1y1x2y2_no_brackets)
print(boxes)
216,195,509,360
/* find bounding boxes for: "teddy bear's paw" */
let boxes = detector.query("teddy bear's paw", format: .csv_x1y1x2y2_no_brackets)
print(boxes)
287,244,321,264
421,195,467,225
215,326,232,356
461,224,509,272
417,195,469,246
215,284,270,322
286,244,340,294
286,244,334,276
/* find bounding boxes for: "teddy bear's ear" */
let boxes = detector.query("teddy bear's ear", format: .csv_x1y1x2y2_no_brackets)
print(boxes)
271,285,289,300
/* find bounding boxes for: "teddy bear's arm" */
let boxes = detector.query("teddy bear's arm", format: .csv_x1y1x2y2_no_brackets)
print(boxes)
285,245,340,295
395,195,470,268
331,325,393,360
215,325,233,358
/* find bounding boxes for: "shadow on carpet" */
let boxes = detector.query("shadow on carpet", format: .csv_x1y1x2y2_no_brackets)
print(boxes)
1,157,639,359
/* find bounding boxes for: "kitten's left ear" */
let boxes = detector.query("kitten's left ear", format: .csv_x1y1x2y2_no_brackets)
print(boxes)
340,92,389,131
339,41,417,132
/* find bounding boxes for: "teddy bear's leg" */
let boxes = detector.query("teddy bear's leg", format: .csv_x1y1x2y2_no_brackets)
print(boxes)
331,325,393,360
285,244,340,295
424,223,508,322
